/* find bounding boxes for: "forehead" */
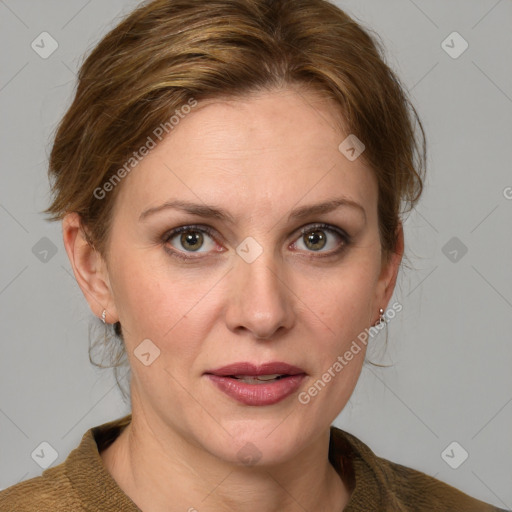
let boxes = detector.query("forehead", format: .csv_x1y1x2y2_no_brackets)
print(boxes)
113,87,377,223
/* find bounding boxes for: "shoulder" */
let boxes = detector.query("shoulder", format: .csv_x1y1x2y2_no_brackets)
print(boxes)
0,461,83,512
330,426,509,512
0,414,133,512
376,456,506,511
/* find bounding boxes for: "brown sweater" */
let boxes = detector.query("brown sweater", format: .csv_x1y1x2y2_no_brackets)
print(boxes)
0,414,507,511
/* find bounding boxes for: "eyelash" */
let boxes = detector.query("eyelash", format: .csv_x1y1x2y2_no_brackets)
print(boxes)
161,223,351,262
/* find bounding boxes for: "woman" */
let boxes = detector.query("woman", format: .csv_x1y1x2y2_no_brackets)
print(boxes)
0,0,507,510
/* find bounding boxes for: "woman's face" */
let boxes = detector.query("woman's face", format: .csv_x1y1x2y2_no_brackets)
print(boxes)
75,86,401,465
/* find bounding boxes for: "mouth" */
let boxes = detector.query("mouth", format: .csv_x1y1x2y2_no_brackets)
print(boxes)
227,374,291,384
204,362,307,406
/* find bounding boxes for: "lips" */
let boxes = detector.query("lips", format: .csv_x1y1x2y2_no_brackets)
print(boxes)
204,362,307,406
207,362,305,377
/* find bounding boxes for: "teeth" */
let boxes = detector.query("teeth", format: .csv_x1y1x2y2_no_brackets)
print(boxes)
232,374,285,383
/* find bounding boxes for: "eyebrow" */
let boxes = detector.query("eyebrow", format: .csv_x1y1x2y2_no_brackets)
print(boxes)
139,197,366,224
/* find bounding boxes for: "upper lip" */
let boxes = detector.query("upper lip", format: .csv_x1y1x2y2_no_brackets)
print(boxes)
205,362,306,377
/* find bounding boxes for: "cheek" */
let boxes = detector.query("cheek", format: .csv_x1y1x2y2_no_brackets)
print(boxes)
296,268,375,415
108,252,178,341
302,263,378,342
109,252,219,356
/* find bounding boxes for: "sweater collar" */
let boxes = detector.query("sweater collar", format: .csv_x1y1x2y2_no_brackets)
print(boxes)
329,424,386,510
65,414,140,511
65,414,384,511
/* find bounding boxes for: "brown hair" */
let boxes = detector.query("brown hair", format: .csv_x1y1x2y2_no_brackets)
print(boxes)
43,0,426,395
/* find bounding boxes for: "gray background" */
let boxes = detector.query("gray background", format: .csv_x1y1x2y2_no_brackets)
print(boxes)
0,0,511,508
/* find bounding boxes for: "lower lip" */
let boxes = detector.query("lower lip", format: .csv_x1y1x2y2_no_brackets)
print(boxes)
206,374,306,406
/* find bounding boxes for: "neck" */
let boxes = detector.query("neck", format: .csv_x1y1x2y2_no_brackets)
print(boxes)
100,409,352,512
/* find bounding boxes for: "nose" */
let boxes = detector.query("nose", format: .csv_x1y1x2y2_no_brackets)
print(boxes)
224,250,295,340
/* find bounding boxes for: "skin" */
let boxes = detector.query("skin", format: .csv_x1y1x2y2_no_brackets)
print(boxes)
63,85,404,512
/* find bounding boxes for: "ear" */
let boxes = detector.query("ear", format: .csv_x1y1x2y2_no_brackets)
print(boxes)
372,220,404,322
62,212,118,324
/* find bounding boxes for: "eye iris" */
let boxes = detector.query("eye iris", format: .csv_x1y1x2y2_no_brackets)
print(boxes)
305,230,327,251
181,231,203,251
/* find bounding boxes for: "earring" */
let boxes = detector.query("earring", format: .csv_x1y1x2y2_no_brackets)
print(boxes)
374,307,385,327
101,309,106,324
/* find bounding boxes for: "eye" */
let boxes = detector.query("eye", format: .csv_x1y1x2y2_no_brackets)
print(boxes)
292,223,350,255
163,225,219,259
162,222,350,261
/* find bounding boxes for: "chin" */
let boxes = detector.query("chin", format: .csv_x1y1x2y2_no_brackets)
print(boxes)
196,418,314,468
